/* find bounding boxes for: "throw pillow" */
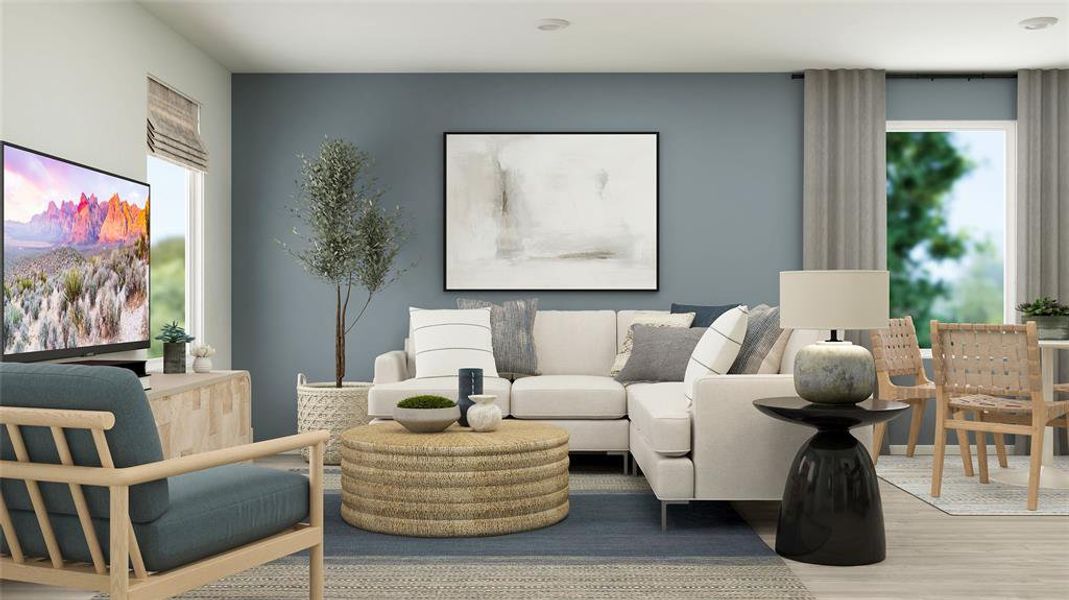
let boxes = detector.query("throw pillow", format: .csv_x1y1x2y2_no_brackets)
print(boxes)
610,312,695,376
757,329,792,374
729,305,788,374
682,305,749,403
456,298,540,378
671,302,741,327
409,307,498,378
615,326,707,383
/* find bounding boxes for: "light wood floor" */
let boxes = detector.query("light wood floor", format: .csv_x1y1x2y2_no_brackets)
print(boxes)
4,464,1067,600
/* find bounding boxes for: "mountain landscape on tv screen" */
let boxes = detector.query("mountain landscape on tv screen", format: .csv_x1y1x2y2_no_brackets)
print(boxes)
3,149,150,356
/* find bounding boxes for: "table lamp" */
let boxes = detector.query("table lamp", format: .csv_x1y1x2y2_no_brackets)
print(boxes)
780,270,889,404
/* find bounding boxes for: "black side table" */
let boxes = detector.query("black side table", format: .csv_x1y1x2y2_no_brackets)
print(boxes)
754,397,908,566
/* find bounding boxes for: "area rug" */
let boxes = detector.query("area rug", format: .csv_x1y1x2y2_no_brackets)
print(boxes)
876,455,1069,516
133,463,812,600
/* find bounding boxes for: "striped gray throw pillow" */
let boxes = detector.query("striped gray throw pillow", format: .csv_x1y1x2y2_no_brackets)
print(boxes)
729,304,784,374
457,298,540,378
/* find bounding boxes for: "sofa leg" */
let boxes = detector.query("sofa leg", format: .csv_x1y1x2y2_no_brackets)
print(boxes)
660,501,688,531
607,451,629,475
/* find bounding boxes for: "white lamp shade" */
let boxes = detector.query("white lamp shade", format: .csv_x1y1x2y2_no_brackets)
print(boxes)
780,270,889,330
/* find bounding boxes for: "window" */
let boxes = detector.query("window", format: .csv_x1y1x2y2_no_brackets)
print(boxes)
886,121,1016,348
147,155,202,359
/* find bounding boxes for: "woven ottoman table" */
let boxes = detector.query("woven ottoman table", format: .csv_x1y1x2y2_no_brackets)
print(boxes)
340,421,570,537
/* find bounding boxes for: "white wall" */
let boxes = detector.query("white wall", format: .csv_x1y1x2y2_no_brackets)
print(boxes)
1,1,232,368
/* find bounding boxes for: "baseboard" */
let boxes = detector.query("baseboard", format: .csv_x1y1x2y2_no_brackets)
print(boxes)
888,444,1006,456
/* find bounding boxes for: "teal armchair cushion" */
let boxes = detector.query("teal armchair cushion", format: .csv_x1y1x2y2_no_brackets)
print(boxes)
0,362,169,523
2,464,309,572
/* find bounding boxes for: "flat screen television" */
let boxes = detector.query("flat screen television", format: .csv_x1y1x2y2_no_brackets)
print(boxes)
2,142,150,361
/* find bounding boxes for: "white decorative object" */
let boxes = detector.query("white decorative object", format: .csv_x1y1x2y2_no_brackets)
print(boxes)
394,405,460,433
409,307,498,378
682,306,749,404
780,270,889,405
296,373,370,464
444,133,659,290
466,394,502,432
189,344,216,374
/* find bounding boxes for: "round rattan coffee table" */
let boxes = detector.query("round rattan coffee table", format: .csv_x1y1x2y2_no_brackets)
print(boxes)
340,420,570,537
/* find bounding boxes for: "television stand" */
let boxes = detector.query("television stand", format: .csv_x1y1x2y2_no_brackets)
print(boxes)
67,358,147,377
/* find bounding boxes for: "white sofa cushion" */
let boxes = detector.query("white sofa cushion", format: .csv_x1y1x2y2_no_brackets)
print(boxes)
409,307,498,378
682,305,748,402
533,310,617,376
511,375,626,419
626,382,691,456
523,419,629,451
368,376,511,418
630,421,694,500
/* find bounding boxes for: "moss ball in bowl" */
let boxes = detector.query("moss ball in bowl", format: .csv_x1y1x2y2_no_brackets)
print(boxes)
394,395,460,433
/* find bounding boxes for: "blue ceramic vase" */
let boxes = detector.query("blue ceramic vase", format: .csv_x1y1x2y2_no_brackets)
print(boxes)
457,368,483,427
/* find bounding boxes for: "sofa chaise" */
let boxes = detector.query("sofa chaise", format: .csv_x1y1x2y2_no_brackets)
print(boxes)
370,309,873,527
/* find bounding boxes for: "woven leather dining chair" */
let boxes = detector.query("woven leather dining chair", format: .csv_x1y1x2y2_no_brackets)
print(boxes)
929,321,1069,511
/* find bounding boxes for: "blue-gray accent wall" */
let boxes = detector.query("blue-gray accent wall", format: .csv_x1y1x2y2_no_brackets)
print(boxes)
232,74,1015,441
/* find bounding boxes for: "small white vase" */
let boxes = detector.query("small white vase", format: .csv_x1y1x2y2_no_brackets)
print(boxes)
467,394,502,432
192,357,213,374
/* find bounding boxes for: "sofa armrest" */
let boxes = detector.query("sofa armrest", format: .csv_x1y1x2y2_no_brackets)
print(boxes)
374,350,409,384
689,374,869,500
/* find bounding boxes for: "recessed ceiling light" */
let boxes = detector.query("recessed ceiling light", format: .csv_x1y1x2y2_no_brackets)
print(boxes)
1018,16,1058,30
537,18,570,32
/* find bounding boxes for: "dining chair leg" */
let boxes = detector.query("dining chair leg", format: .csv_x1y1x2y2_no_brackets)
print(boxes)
931,400,948,498
871,422,887,464
1027,426,1043,511
953,411,974,477
906,401,925,457
975,418,989,484
985,411,1009,468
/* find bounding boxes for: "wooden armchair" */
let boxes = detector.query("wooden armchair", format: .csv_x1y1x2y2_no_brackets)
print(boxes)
929,321,1069,511
0,363,328,599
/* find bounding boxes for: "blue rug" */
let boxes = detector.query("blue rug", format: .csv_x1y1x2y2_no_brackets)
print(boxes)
323,492,775,558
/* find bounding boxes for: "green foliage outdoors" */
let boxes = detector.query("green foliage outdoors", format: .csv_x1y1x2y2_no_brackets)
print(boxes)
1017,296,1069,317
149,237,185,358
887,132,1002,346
397,395,456,409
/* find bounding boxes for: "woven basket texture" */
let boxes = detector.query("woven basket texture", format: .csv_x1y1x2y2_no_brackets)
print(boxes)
297,376,370,464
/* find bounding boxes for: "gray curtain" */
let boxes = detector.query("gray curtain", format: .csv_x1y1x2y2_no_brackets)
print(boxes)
1016,69,1069,454
802,69,887,271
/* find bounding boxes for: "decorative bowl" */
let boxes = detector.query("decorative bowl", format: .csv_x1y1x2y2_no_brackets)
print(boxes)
394,405,460,433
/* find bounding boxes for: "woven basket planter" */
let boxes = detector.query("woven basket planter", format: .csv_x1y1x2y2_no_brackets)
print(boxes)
296,374,370,464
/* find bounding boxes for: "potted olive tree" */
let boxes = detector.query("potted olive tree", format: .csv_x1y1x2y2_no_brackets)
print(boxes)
284,139,407,463
1017,296,1069,340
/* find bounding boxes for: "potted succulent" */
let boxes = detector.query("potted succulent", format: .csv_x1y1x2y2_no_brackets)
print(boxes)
1017,297,1069,340
190,344,216,374
283,138,408,463
394,395,460,433
156,321,194,374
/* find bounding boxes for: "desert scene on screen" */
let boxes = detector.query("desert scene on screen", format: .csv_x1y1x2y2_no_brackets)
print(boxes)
3,146,150,355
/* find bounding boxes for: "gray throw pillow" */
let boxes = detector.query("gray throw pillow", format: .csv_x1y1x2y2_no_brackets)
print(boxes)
456,298,539,378
614,326,706,383
729,304,783,374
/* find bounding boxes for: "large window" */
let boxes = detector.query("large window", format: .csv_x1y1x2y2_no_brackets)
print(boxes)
886,121,1015,347
147,155,201,358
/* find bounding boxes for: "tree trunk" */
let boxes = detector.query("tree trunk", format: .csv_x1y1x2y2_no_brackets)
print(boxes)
335,284,345,387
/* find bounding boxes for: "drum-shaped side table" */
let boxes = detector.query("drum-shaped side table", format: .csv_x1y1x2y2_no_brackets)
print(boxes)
754,397,908,566
340,421,570,537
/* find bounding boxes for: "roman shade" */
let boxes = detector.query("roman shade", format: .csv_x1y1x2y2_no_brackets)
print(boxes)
147,77,208,172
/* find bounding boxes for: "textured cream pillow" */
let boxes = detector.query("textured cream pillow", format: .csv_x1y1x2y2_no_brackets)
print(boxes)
610,312,695,376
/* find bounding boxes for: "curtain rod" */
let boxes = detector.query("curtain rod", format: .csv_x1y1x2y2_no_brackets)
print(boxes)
789,72,1017,80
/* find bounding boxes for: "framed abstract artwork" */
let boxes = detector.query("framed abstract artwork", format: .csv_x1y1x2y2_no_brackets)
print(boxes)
444,132,659,291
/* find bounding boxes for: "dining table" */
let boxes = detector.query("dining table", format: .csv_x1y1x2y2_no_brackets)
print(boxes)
991,339,1069,489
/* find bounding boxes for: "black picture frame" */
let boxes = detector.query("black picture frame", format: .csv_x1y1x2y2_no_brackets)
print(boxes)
1,140,152,362
443,131,660,292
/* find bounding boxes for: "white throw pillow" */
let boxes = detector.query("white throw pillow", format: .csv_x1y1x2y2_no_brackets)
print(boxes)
682,305,749,403
409,307,498,378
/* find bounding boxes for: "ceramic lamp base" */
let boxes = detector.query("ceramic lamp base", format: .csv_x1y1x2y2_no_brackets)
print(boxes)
794,341,874,405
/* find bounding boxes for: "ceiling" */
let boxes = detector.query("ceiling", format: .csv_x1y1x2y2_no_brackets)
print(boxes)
140,1,1069,73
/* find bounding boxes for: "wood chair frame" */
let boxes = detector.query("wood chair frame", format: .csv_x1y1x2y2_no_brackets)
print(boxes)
0,406,329,599
929,321,1069,511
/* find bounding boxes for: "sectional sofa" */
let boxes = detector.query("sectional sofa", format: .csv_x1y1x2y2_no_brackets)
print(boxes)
370,309,873,527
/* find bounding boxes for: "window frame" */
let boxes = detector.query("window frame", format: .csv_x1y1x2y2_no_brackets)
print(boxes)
885,120,1017,354
145,157,204,370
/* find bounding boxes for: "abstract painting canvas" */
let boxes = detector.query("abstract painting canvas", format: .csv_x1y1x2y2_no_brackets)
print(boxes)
445,132,658,290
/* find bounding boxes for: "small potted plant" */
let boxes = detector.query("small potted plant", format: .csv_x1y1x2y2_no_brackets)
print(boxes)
156,321,194,374
394,395,460,433
1017,296,1069,340
190,344,216,374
